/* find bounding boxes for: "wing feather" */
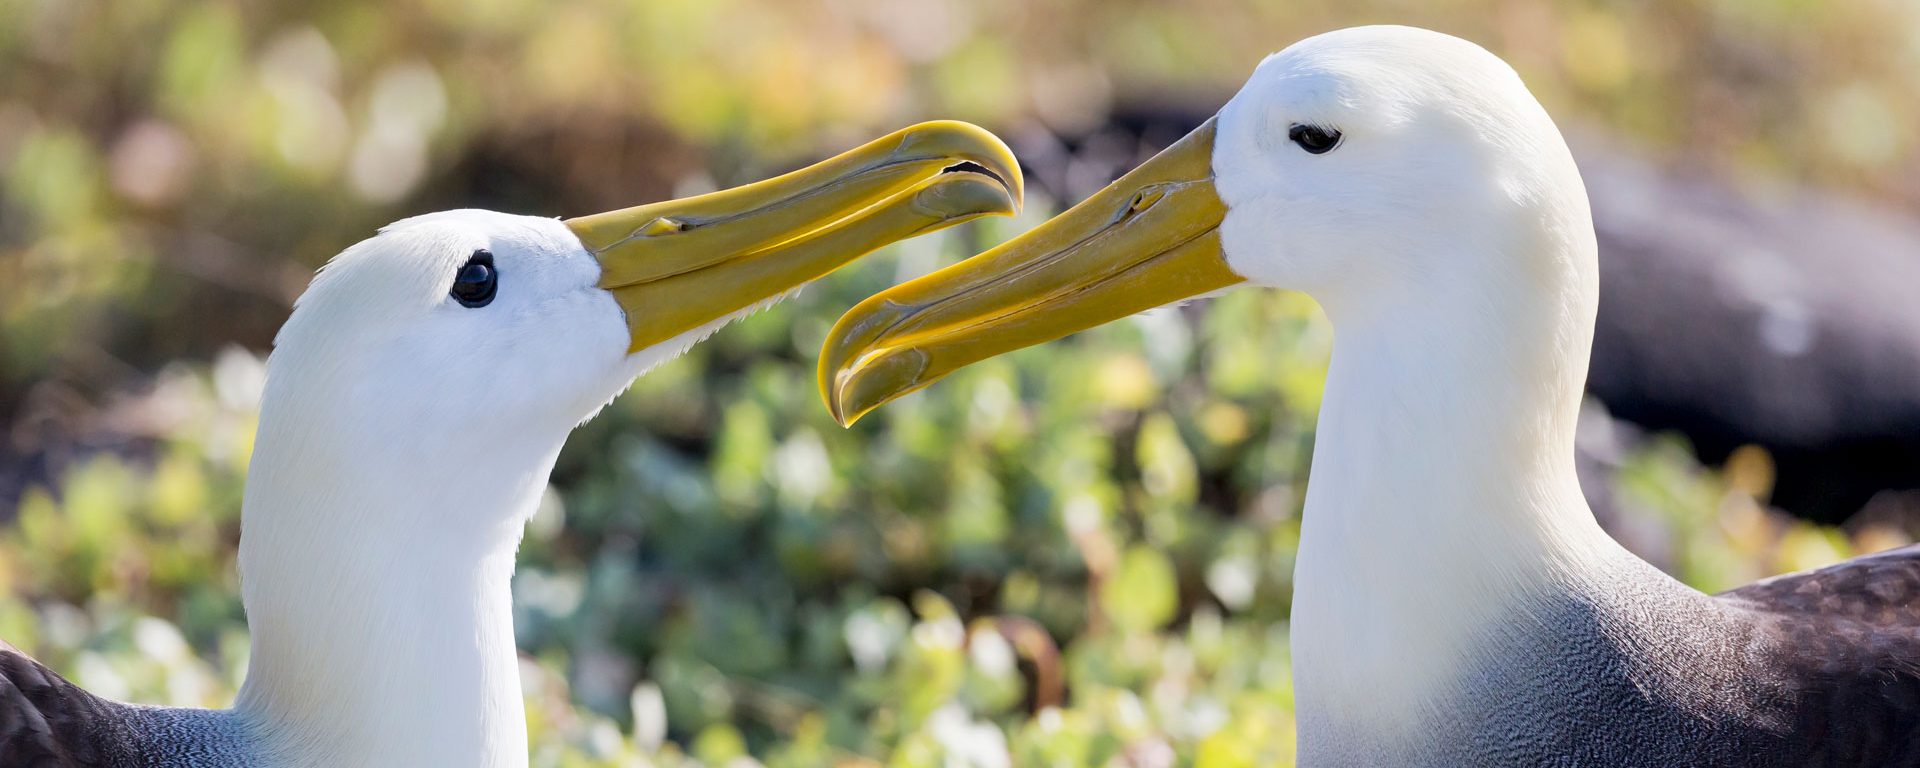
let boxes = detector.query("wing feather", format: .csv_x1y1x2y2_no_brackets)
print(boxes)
1715,546,1920,766
1,644,139,768
1720,544,1920,626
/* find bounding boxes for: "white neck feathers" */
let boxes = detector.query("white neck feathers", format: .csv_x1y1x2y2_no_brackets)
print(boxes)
231,353,556,767
1288,214,1624,738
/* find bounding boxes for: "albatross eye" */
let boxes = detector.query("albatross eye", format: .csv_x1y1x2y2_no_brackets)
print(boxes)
1288,124,1342,154
451,249,498,308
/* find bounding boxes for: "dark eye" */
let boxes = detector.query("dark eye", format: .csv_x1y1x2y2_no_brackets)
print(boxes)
451,249,497,308
1288,123,1342,154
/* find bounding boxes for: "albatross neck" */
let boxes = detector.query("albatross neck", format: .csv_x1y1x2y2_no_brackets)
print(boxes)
1287,236,1630,731
231,397,557,767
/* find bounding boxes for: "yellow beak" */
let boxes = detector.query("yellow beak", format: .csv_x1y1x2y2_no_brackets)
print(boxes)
818,118,1244,426
567,121,1023,353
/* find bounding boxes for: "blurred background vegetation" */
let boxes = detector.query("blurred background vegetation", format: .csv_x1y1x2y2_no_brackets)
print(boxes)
2,1,1918,765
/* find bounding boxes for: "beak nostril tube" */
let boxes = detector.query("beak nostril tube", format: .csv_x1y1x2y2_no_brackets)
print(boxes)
638,217,688,237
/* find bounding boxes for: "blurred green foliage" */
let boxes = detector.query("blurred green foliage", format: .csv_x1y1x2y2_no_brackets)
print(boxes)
3,0,1919,765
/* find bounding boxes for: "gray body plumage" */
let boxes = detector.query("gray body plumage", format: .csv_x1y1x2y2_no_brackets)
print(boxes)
1306,546,1920,767
0,644,260,767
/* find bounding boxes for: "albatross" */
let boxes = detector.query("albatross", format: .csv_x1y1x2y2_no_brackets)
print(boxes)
818,26,1920,767
0,121,1021,767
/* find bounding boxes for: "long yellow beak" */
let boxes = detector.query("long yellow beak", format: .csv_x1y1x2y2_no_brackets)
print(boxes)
567,121,1023,353
819,119,1243,425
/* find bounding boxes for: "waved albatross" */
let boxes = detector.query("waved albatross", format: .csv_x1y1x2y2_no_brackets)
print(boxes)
0,122,1021,767
818,26,1920,767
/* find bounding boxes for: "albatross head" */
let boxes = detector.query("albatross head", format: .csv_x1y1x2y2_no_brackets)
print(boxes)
267,209,660,463
271,122,1022,463
234,122,1019,766
819,26,1595,423
817,28,1612,754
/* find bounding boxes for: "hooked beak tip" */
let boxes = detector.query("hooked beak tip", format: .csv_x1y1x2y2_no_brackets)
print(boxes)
826,346,932,428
